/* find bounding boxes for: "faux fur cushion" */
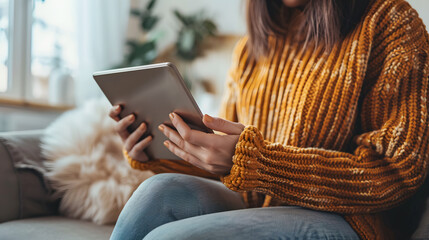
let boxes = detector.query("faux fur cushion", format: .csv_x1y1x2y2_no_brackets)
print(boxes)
41,98,153,225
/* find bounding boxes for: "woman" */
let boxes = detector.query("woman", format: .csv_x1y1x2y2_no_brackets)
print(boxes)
110,0,429,239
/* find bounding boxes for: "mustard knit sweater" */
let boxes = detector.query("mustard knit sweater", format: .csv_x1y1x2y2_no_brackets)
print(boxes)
124,0,429,239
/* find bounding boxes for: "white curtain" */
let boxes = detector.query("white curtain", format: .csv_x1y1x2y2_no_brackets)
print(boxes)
73,0,130,106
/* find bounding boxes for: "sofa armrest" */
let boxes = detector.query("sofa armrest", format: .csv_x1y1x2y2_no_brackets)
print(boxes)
0,130,58,223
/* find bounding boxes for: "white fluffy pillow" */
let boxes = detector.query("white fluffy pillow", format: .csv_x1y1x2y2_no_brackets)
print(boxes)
41,98,153,225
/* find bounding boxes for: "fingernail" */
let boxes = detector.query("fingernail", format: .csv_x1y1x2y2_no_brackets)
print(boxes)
139,123,146,130
204,114,213,122
114,105,120,110
129,114,135,120
169,113,175,120
163,141,169,147
158,125,164,131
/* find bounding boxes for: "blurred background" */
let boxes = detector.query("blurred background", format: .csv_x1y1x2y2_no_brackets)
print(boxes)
0,0,427,132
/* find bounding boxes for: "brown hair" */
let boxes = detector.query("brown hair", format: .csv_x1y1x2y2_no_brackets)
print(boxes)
246,0,370,59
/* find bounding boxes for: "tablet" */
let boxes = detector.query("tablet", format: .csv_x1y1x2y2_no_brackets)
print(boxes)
93,62,212,160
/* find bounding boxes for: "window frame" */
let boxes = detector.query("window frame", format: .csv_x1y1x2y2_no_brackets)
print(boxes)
1,0,34,102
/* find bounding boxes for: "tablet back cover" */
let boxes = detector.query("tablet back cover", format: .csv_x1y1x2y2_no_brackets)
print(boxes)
94,63,210,161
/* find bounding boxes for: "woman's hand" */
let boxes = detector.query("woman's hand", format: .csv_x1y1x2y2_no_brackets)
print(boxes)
159,113,245,175
109,105,152,162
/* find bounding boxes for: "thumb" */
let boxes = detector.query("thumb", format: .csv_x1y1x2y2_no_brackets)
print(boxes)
203,114,244,135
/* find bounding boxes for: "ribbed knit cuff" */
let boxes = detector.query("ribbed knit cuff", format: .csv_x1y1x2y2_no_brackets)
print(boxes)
221,126,264,191
123,148,158,171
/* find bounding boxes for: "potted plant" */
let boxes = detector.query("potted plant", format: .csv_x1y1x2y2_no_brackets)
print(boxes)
118,0,160,67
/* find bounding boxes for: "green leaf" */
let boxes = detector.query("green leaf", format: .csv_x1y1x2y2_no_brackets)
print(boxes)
126,40,138,48
141,15,159,31
135,41,156,55
130,9,141,17
173,9,218,61
125,40,157,65
174,10,191,26
146,0,157,11
202,20,217,35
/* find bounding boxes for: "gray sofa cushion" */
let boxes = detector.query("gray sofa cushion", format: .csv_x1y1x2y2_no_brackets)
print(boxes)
0,135,20,222
0,131,58,223
0,216,114,240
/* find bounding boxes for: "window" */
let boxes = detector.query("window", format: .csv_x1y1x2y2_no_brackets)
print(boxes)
0,0,9,93
31,0,76,104
0,0,76,106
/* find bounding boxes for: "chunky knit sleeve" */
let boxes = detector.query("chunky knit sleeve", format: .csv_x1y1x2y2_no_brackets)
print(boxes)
221,42,429,214
123,149,218,179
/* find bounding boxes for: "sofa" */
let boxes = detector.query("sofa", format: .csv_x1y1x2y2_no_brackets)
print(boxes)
0,131,113,240
0,130,428,240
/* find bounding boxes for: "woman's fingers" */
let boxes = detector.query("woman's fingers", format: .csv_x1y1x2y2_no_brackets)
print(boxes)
128,135,152,162
124,122,147,152
163,140,202,168
115,114,135,141
109,105,121,122
132,135,153,153
169,113,214,148
159,112,241,175
158,124,202,156
159,123,229,166
202,114,244,135
163,139,228,175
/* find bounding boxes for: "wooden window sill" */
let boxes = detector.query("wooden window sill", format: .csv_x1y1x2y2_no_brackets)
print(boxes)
0,97,74,112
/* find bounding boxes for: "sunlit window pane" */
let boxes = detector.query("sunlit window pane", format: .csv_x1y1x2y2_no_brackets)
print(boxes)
31,0,76,105
0,0,9,93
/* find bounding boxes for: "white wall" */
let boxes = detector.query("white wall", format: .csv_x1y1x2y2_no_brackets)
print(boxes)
408,0,429,30
128,0,246,50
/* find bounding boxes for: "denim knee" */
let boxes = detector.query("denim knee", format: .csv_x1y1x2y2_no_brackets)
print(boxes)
112,173,246,240
111,174,200,240
133,173,191,199
133,173,203,218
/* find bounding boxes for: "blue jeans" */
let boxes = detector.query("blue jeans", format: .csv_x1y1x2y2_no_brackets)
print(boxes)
110,173,359,240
